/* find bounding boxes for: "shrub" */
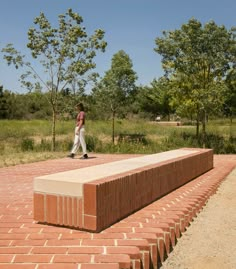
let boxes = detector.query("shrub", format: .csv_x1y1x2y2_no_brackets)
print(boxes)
180,132,236,154
36,139,51,151
86,135,102,152
21,138,34,151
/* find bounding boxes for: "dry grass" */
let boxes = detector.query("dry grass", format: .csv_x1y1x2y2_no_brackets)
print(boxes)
0,151,66,168
0,118,234,168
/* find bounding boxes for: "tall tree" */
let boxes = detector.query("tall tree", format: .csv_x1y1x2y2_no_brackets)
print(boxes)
224,27,236,123
155,18,234,140
224,69,236,124
93,50,137,143
2,9,107,150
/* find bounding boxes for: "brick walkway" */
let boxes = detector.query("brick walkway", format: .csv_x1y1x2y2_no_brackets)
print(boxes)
0,154,235,269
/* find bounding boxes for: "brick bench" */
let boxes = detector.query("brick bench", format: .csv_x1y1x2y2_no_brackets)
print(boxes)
33,148,213,232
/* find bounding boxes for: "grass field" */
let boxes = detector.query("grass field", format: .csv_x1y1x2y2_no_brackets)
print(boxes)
0,118,235,167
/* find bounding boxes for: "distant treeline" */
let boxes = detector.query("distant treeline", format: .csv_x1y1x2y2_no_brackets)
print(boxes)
0,83,234,122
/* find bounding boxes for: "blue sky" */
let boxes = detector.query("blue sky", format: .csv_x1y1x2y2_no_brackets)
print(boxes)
0,0,235,93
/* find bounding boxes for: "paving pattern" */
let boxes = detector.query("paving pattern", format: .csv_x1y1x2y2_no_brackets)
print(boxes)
0,153,235,269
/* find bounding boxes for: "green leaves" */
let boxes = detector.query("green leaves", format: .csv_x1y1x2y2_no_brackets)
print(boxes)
93,50,137,115
155,18,235,132
2,44,24,69
2,8,107,150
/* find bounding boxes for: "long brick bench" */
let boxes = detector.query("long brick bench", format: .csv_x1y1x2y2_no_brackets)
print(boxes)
33,148,213,232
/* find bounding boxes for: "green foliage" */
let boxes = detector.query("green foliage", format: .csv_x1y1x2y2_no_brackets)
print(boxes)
2,8,107,151
0,118,235,167
136,77,174,119
1,15,236,156
93,50,137,116
35,139,51,151
0,120,51,140
0,86,9,119
118,133,148,145
155,18,236,135
95,141,151,154
225,65,236,119
92,50,138,142
85,134,102,152
180,132,236,154
21,138,34,151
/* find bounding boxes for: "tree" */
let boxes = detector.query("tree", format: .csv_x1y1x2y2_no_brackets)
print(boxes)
92,50,137,143
224,27,236,123
0,87,18,119
224,69,236,124
0,86,9,119
155,18,234,141
136,77,174,120
2,9,107,150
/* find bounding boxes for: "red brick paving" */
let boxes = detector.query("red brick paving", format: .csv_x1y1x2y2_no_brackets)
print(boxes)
0,153,235,269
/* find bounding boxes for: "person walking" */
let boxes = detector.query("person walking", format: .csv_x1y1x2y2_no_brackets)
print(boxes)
67,103,88,159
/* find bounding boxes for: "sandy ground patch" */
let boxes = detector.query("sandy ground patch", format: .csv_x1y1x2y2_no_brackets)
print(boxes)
161,168,236,269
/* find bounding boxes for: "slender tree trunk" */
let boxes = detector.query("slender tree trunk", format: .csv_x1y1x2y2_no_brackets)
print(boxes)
52,108,56,151
202,110,207,148
196,112,200,138
112,110,115,144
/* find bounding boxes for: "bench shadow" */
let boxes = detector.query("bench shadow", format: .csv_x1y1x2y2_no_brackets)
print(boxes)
74,156,97,160
86,156,97,159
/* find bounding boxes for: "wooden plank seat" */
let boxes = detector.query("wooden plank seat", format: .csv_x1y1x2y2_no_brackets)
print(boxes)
33,148,213,232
